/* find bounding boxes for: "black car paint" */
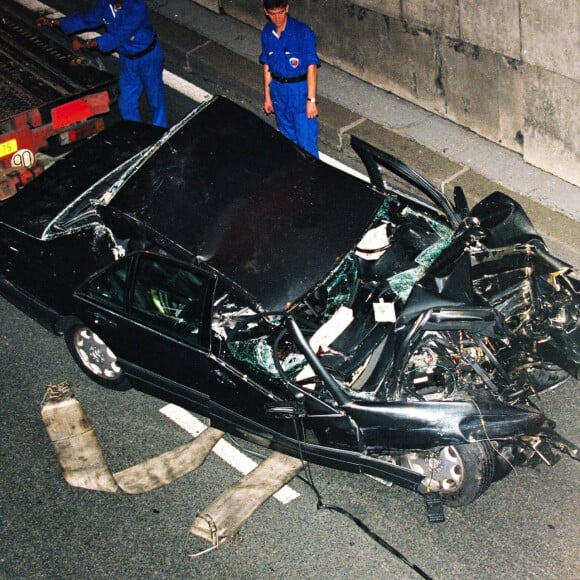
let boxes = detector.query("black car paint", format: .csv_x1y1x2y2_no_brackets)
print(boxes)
0,96,578,507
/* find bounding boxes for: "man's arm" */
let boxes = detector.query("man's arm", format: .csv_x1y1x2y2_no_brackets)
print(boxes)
263,64,274,114
37,2,103,47
306,63,318,119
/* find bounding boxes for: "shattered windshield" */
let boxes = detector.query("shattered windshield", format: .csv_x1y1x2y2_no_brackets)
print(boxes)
220,196,453,382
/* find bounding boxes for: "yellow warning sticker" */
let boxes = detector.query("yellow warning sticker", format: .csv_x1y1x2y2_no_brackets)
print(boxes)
0,138,18,159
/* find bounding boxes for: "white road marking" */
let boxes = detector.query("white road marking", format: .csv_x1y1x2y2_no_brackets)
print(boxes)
162,69,212,103
320,152,369,181
160,404,301,505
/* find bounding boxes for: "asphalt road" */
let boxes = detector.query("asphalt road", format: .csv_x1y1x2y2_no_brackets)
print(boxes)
1,18,580,580
1,290,579,580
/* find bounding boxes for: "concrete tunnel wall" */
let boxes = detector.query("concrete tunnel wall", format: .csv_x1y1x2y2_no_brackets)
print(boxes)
194,0,579,187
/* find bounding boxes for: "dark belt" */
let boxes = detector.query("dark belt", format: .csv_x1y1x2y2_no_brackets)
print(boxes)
125,36,157,60
270,73,307,84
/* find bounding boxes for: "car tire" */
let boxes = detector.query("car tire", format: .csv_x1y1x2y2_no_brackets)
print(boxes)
64,323,130,390
439,442,495,507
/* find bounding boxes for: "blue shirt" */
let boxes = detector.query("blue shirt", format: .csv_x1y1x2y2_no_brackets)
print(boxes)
260,16,320,79
60,0,156,57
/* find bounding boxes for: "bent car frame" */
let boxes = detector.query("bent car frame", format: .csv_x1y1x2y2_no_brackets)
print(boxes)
1,96,578,520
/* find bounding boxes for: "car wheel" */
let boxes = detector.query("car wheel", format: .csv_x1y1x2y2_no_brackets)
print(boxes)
65,323,129,390
438,442,495,507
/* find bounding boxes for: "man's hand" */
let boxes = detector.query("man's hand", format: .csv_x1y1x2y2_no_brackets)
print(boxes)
36,16,59,28
306,101,318,119
263,97,275,115
71,38,85,51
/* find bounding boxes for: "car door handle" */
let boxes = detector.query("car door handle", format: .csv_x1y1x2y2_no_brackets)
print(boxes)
212,368,237,388
90,312,118,328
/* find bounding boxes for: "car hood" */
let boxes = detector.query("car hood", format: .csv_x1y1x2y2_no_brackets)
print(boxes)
110,98,385,311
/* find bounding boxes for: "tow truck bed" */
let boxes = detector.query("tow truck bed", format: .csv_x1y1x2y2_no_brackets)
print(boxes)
0,0,117,198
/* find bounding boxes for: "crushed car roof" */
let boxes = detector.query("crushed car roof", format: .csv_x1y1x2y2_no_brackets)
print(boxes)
1,97,385,310
111,99,384,309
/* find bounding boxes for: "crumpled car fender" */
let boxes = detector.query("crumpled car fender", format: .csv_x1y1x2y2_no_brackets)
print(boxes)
344,399,546,450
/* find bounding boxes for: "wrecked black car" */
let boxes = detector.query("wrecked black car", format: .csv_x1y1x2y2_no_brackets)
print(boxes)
1,96,578,516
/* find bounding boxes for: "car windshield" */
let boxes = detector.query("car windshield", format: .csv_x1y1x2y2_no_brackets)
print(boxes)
218,199,453,384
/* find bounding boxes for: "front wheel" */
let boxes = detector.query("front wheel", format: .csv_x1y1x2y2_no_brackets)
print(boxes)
437,442,495,507
64,323,130,390
402,441,495,507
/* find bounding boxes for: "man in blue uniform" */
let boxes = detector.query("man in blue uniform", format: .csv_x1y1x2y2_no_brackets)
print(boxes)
260,0,320,157
37,0,167,129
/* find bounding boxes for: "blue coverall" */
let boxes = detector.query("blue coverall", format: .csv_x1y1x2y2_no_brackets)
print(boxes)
61,0,167,128
260,16,320,157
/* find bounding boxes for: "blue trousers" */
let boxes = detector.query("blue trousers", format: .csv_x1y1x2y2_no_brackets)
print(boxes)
270,80,318,157
119,43,167,128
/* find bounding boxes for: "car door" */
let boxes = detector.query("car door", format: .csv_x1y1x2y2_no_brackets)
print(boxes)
1,226,108,311
73,253,216,409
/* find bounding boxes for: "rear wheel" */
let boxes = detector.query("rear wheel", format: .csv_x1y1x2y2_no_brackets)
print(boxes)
64,323,129,390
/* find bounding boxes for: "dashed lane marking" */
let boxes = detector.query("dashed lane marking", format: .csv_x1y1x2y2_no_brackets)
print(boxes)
160,404,301,505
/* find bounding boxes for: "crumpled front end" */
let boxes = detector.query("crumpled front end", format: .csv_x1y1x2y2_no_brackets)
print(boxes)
215,145,579,508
